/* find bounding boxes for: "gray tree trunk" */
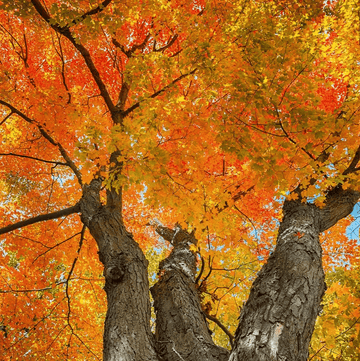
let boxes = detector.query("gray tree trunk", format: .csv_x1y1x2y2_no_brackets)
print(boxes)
229,188,359,361
151,225,229,361
229,200,326,361
78,180,358,361
80,179,158,361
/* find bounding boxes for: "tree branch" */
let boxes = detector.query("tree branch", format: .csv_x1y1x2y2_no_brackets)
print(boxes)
195,255,205,285
0,281,67,294
30,0,115,113
154,34,178,52
204,312,234,347
32,231,82,263
0,152,68,165
155,225,175,242
65,226,86,332
112,33,151,58
0,111,13,126
319,187,360,232
343,145,360,175
275,107,316,161
122,69,197,117
215,185,255,215
0,204,80,236
71,0,112,25
0,99,83,186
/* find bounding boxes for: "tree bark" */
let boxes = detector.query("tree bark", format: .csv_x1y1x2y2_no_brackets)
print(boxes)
78,178,358,361
229,188,359,361
151,225,229,361
80,180,158,361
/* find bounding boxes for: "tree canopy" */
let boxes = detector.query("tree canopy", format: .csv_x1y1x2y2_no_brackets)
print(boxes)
0,0,360,360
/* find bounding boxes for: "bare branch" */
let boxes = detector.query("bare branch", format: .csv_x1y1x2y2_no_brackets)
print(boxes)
0,99,83,185
112,33,151,58
65,226,86,325
0,111,13,126
0,281,67,294
116,81,130,112
122,69,197,117
0,204,80,236
204,312,234,347
154,34,178,52
53,33,71,103
0,152,68,166
71,0,112,25
111,37,130,57
274,107,316,161
33,231,82,263
278,57,314,107
195,255,205,285
67,226,86,285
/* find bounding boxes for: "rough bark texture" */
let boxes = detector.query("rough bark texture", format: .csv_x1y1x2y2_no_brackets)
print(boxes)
229,201,325,361
229,188,359,361
151,225,229,361
80,180,158,361
77,179,358,361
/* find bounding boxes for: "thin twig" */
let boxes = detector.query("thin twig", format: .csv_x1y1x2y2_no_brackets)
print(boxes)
122,69,197,117
204,312,234,347
0,152,68,165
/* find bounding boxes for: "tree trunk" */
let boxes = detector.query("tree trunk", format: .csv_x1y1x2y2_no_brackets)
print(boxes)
229,201,325,361
80,180,158,361
229,188,359,361
151,225,229,361
78,179,358,361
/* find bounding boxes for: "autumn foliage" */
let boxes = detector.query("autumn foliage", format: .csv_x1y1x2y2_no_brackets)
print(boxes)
0,0,360,360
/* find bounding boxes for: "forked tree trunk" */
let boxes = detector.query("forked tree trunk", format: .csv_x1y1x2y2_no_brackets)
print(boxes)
151,225,229,361
79,180,358,361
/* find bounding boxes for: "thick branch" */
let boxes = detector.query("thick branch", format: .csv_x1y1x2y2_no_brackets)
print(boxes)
155,225,175,242
116,82,130,112
0,100,82,185
319,187,360,232
122,69,197,117
30,0,115,113
0,204,80,236
151,225,229,361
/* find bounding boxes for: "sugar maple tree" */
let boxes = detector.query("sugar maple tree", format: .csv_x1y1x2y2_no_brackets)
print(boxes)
1,0,360,360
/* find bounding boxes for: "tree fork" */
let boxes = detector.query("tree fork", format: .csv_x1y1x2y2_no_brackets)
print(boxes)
151,225,229,361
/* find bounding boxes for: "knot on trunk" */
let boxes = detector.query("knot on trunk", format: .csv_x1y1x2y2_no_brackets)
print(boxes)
104,253,126,284
106,265,124,282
